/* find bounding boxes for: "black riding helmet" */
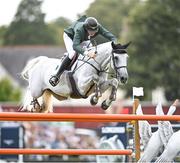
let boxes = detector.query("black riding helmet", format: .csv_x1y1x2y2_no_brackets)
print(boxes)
84,17,99,32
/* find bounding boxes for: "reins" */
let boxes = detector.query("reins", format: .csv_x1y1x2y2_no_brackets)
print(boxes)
72,42,127,79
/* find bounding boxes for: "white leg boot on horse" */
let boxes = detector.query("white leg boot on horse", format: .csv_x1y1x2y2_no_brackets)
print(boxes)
49,55,72,87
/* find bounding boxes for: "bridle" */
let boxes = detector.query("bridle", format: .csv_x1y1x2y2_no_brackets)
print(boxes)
72,42,128,81
111,49,127,79
112,49,127,69
73,48,127,82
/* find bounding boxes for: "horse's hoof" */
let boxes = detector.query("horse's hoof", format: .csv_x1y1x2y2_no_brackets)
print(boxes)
17,107,24,112
101,100,109,110
90,95,98,105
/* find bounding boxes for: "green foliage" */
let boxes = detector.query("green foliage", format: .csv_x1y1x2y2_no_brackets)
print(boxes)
0,78,22,102
125,0,180,100
1,0,179,100
49,17,72,45
86,0,139,43
53,17,71,28
4,0,58,45
0,26,7,45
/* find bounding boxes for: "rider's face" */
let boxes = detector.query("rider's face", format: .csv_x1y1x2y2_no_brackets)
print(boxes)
87,30,96,37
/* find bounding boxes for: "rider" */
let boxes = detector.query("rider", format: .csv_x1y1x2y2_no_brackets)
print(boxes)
49,15,117,87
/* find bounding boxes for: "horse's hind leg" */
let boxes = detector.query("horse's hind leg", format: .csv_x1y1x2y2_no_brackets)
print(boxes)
41,90,53,113
30,98,42,112
21,86,43,112
29,88,44,112
23,79,44,112
30,89,53,113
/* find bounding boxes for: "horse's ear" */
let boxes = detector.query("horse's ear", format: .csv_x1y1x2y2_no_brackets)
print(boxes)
111,41,116,48
121,41,131,49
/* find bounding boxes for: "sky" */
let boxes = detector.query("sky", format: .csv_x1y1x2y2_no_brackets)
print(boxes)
0,0,94,26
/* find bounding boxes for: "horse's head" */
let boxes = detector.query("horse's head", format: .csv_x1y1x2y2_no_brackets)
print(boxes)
111,41,130,84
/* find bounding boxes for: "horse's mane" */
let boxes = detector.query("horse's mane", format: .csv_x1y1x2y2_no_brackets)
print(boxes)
87,41,112,55
97,41,112,49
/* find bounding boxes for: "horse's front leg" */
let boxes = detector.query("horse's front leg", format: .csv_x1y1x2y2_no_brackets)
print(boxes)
90,74,102,105
100,78,119,110
90,84,102,105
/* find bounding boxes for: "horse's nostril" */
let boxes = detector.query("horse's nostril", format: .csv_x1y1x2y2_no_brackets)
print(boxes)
121,77,127,84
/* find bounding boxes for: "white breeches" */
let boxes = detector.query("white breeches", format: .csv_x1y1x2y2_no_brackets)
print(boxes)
63,32,92,59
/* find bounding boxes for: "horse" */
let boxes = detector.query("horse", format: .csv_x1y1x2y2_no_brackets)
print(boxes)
21,41,130,113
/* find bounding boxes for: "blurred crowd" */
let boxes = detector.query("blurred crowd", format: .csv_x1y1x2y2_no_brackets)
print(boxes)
0,121,100,162
0,99,128,162
23,122,99,149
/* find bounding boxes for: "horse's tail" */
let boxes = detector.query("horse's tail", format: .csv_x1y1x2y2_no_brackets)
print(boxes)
21,56,47,80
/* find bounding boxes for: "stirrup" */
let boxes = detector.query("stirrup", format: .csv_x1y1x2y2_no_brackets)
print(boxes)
49,76,60,87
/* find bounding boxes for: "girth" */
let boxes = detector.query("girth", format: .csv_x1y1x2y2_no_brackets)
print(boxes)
68,72,94,99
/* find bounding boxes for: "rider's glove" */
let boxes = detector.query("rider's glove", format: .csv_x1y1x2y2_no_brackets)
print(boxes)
88,52,96,58
84,51,96,58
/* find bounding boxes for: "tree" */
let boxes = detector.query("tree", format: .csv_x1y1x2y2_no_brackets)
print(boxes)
0,78,22,102
125,0,180,100
85,0,139,43
53,17,71,28
49,17,71,45
0,26,7,45
4,0,58,45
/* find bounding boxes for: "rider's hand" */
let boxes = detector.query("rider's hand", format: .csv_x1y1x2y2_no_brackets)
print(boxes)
87,51,96,58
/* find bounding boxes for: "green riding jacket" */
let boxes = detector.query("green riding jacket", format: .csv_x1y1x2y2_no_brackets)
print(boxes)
64,16,117,55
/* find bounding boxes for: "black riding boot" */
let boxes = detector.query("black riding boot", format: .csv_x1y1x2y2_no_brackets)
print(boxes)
49,56,71,87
